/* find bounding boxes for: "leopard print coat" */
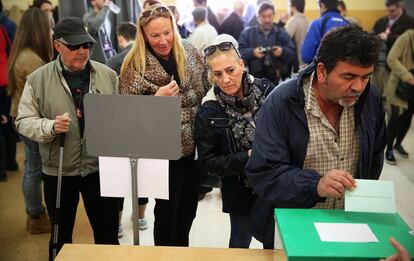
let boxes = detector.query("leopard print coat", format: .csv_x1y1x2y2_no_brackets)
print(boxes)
119,40,210,157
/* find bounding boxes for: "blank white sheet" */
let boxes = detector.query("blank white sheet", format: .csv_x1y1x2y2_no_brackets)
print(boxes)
314,223,379,243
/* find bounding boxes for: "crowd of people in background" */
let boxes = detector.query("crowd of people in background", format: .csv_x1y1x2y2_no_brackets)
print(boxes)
0,0,413,260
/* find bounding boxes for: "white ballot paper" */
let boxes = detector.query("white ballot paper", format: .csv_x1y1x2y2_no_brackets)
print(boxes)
99,157,169,199
314,223,379,242
345,179,395,213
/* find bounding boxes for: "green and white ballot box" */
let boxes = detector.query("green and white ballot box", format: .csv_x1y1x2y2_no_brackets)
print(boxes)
274,208,414,260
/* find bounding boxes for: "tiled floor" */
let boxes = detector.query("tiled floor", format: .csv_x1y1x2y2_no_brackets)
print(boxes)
0,126,413,260
118,188,264,248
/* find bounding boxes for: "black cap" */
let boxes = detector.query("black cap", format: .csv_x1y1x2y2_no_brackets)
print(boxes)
53,17,96,45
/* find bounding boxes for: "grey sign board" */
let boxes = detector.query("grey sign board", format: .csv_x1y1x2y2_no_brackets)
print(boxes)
84,94,182,160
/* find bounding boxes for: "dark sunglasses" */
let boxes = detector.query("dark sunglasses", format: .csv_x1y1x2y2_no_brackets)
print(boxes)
59,41,93,51
140,6,170,21
204,42,238,57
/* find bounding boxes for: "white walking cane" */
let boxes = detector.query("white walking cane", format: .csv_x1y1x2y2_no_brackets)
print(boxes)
52,134,65,260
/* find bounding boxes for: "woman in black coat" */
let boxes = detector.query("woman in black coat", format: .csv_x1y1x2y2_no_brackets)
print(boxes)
195,34,275,248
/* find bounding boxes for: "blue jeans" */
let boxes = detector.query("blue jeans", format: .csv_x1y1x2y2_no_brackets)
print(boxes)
20,135,45,217
229,214,253,248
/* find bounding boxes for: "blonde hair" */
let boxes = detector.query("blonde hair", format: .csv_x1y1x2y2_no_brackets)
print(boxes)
120,3,186,82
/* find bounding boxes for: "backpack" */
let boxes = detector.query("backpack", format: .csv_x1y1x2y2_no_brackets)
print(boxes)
0,24,12,86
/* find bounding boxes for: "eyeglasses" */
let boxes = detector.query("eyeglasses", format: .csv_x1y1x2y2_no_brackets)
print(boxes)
59,41,93,51
204,42,238,57
140,6,171,22
139,6,171,25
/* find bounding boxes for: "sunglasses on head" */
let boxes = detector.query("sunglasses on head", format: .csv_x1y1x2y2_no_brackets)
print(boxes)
59,41,93,51
140,6,170,21
204,42,238,57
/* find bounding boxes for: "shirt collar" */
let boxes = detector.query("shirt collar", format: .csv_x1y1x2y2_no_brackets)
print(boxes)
305,72,319,115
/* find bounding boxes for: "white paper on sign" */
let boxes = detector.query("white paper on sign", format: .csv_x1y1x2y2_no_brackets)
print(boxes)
314,223,379,242
99,157,169,199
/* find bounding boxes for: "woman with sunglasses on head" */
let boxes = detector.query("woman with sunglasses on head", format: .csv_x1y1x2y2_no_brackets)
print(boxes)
7,7,53,234
195,34,276,248
119,3,209,247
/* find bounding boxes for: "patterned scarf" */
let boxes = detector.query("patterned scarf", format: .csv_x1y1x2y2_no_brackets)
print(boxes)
214,72,265,150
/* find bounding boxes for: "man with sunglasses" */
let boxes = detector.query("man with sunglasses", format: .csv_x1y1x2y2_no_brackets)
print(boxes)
16,17,119,259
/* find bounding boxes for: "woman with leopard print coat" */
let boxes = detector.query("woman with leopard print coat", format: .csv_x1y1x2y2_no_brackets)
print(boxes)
119,3,209,247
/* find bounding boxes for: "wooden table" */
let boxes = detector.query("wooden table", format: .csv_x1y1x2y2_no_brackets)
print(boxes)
56,244,287,261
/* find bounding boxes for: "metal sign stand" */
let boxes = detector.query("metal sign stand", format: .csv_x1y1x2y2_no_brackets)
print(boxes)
84,94,181,245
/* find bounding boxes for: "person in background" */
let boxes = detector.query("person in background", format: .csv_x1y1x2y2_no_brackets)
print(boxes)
15,17,119,259
371,0,414,95
106,22,136,75
0,0,10,181
219,0,244,41
119,3,209,246
0,0,18,174
105,22,149,237
285,0,308,69
8,7,53,235
188,7,217,51
83,0,117,63
301,0,348,64
0,70,7,182
32,0,55,26
196,34,275,248
6,5,23,25
246,25,386,247
217,8,231,25
337,0,361,26
242,1,255,27
384,29,414,165
168,5,190,39
193,0,220,33
245,0,271,28
238,2,296,85
0,0,15,39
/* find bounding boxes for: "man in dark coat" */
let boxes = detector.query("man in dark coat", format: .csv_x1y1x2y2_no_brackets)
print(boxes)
219,1,244,40
106,22,136,75
238,2,296,84
245,25,386,246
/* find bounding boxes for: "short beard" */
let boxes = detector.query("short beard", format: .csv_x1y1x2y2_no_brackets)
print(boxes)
338,97,358,108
